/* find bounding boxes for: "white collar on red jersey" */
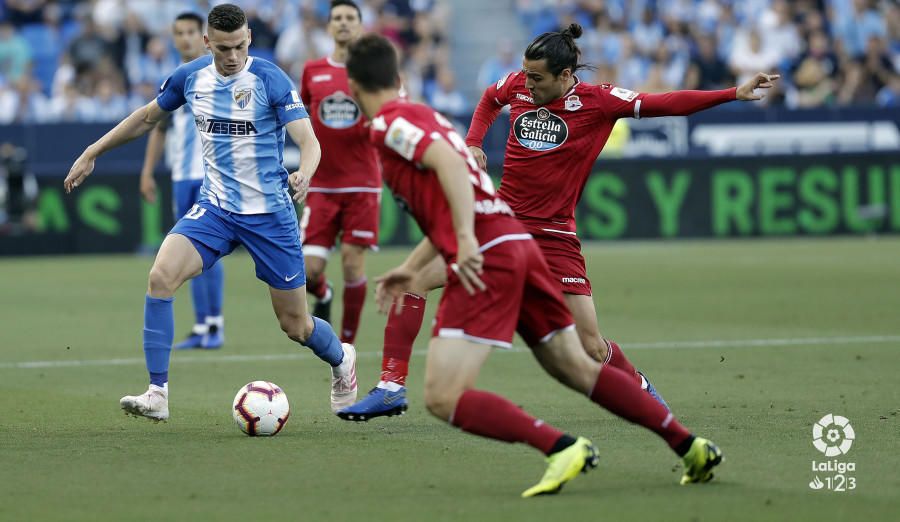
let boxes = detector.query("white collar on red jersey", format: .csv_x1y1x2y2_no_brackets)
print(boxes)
326,56,346,68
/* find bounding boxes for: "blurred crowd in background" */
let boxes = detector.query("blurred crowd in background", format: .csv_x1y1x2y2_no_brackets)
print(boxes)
0,0,897,125
0,0,452,124
505,0,900,109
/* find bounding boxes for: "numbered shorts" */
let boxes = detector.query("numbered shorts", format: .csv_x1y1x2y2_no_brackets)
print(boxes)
300,190,380,258
170,201,306,290
523,223,592,296
432,237,575,348
172,179,204,220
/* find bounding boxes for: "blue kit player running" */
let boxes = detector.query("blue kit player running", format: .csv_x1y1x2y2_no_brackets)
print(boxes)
139,12,226,350
64,4,358,421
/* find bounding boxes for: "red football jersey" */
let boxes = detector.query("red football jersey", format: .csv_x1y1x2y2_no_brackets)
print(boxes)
369,98,526,261
300,57,381,191
465,72,645,231
467,72,737,232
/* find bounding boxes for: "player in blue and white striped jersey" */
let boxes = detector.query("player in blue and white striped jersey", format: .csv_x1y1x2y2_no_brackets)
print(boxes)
64,4,357,421
139,12,227,351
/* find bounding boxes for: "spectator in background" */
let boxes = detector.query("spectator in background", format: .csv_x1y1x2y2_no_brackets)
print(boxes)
67,16,112,77
78,77,129,122
0,22,32,83
615,36,648,90
876,74,900,107
476,38,518,88
428,65,467,128
128,35,178,88
638,61,674,93
787,31,838,108
862,36,895,94
6,0,47,26
759,0,802,65
686,33,731,91
276,5,333,80
730,28,780,93
630,6,663,58
0,142,38,235
832,0,887,59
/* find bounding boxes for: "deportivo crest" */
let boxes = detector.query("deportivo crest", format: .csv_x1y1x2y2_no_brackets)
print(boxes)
513,107,568,151
565,95,582,111
233,88,253,109
318,91,361,129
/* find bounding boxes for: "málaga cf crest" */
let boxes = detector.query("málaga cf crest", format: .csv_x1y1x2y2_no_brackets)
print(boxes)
233,88,252,109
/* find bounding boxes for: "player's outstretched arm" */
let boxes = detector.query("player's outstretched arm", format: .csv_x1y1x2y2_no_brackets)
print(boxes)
64,100,168,193
633,73,780,119
422,139,485,295
139,124,167,204
285,118,321,202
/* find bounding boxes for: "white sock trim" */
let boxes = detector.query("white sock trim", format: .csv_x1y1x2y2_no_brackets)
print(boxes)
191,323,209,335
376,380,403,392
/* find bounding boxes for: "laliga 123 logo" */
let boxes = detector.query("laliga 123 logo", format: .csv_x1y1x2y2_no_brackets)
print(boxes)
809,413,857,492
812,413,854,456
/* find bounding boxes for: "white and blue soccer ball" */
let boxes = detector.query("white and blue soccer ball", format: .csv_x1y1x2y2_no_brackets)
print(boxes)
232,381,290,436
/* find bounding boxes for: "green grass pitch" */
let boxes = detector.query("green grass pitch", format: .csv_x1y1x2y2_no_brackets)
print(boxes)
1,238,898,521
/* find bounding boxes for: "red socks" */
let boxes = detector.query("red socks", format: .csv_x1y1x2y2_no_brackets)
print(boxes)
452,389,564,454
604,339,642,385
381,293,426,386
308,272,328,300
340,277,367,344
590,364,691,450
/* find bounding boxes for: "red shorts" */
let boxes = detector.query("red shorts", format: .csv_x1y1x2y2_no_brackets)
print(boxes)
522,223,592,296
432,237,575,348
301,190,380,257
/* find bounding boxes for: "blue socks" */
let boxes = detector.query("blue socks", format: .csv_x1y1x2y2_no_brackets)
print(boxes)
302,317,344,366
190,262,223,326
144,295,175,386
206,261,224,317
190,274,209,326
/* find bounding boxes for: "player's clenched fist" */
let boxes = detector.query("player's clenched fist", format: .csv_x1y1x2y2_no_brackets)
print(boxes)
64,152,96,193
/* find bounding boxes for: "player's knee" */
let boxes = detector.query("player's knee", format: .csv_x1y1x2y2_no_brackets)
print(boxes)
305,263,323,282
423,390,456,421
340,247,365,281
147,264,179,297
423,381,462,421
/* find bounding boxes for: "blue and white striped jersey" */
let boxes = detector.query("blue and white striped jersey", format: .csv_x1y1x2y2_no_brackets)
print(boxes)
164,105,204,182
157,55,309,214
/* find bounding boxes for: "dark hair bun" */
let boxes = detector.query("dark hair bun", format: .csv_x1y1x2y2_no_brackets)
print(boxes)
562,23,583,39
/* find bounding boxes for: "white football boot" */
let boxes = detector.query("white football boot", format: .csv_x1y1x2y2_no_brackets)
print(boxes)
330,343,358,412
120,384,169,421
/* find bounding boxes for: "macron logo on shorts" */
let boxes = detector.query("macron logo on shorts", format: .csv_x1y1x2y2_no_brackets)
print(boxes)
351,230,375,239
561,277,586,284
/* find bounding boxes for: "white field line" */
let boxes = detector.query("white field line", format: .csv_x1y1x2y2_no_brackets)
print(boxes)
1,335,898,370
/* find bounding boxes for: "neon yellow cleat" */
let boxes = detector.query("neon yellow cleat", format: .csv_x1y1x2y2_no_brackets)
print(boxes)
521,437,599,498
680,437,723,485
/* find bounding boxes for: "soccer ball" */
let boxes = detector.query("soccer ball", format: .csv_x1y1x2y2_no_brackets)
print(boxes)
232,381,290,436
